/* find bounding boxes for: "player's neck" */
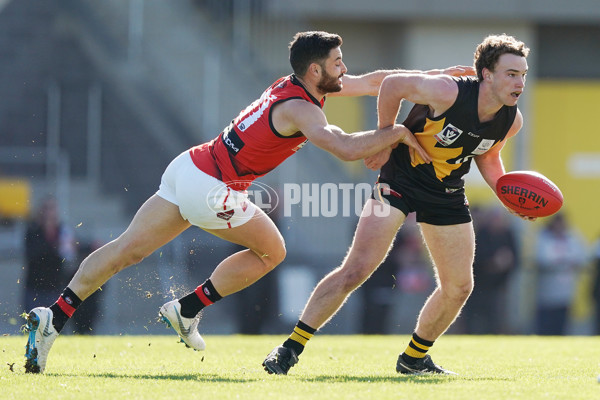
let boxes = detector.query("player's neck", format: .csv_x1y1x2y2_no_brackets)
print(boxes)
295,75,326,101
477,83,504,123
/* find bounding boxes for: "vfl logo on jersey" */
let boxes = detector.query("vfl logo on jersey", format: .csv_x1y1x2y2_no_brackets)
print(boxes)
434,124,463,146
292,139,308,152
472,139,495,155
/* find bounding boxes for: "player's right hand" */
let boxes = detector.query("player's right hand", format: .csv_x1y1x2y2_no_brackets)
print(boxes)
364,147,392,170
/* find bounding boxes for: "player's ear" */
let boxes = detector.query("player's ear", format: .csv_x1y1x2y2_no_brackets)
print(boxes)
309,62,320,77
482,68,492,81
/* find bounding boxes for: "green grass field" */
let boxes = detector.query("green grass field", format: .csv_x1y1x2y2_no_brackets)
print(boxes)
1,334,598,399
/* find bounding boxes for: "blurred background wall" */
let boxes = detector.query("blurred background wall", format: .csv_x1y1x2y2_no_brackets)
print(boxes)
1,0,599,336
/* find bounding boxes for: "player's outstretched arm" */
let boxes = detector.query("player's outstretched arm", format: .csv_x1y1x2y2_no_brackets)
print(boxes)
331,65,475,98
425,65,476,77
279,99,431,162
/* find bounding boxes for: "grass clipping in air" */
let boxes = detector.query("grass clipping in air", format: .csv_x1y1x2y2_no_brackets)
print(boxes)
1,334,599,400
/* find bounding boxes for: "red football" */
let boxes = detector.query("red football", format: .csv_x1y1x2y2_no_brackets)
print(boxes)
496,171,563,218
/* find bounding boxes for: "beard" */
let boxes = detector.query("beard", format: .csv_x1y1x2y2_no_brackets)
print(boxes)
317,70,343,93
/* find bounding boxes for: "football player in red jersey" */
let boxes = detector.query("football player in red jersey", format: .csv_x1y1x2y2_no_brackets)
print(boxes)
23,30,471,373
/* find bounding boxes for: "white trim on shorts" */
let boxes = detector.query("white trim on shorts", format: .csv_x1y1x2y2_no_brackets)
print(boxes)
156,151,256,229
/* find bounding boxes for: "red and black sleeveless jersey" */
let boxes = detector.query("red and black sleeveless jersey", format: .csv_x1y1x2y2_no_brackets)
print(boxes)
189,75,324,191
380,76,517,197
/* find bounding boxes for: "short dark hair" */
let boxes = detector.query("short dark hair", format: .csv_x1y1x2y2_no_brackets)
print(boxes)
474,34,530,80
289,31,343,76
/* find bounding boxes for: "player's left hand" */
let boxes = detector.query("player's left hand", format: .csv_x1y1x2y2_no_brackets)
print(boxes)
506,206,537,222
443,65,476,77
398,126,432,165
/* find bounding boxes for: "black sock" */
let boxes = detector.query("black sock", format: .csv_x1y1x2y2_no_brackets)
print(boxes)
283,320,316,356
179,279,222,318
49,287,82,333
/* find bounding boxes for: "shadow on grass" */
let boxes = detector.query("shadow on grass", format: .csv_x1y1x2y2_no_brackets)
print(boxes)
306,375,512,383
47,372,511,384
47,372,260,383
305,375,448,384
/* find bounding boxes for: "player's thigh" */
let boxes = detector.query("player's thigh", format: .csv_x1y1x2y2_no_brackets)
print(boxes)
204,204,285,261
118,194,191,256
420,222,475,286
344,198,406,271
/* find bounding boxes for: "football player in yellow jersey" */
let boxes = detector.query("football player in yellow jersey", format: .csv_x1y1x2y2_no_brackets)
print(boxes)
264,34,530,375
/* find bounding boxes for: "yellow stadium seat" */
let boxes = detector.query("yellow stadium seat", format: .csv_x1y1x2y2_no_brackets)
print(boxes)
0,178,31,219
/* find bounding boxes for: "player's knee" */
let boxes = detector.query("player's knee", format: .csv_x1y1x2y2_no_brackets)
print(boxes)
265,246,286,270
446,280,473,303
259,238,287,270
340,264,371,292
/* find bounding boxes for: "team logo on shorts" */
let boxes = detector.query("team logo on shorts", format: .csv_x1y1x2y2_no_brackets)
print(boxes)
434,124,463,146
216,209,235,221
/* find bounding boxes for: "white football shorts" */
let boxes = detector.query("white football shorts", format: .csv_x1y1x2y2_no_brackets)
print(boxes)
156,151,255,229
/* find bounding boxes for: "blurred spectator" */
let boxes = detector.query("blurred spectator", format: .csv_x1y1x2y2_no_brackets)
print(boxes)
592,237,600,335
534,212,587,335
23,196,76,312
464,206,518,334
23,196,102,334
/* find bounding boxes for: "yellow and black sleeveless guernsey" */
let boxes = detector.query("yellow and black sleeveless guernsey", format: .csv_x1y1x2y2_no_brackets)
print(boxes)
379,76,517,208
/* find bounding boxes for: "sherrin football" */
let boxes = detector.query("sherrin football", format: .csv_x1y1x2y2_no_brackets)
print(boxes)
495,171,563,218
